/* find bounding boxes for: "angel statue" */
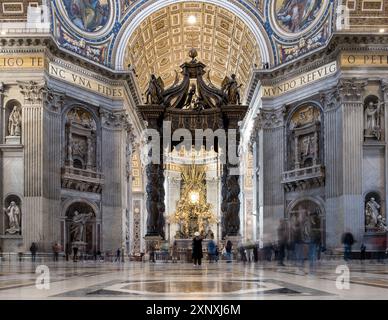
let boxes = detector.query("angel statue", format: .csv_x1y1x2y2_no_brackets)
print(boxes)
184,84,196,109
145,74,164,105
222,74,242,105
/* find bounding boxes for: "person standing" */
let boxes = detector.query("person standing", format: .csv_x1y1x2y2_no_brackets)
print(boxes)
72,245,79,262
360,243,366,263
308,218,321,275
52,242,61,262
277,219,288,267
342,230,355,262
192,232,203,266
171,241,178,263
225,240,233,263
293,218,305,274
115,248,121,263
207,235,216,263
30,242,37,262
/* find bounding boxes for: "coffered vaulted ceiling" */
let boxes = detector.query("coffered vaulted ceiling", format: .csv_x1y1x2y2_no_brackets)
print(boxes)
124,2,261,98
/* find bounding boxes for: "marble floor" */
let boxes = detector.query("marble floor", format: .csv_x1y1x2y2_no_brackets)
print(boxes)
0,259,388,300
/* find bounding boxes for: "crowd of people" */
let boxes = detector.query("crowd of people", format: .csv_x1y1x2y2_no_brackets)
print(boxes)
5,224,388,267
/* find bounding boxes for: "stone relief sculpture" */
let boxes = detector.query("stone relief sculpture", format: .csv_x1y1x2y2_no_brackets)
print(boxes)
3,201,21,234
8,105,22,136
364,99,382,140
69,211,93,242
222,74,242,105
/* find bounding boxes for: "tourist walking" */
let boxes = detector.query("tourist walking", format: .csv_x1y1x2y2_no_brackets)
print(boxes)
149,242,156,263
192,232,203,266
115,248,121,262
308,218,321,275
52,242,61,262
30,242,37,262
72,245,79,262
293,218,305,274
277,219,288,266
171,240,178,263
207,236,217,263
238,243,247,263
341,230,355,262
225,240,233,263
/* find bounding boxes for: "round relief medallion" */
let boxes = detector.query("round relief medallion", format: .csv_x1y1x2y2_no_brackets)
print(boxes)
60,0,112,33
272,0,327,37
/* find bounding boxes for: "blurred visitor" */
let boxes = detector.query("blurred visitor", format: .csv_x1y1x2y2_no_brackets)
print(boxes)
341,230,355,262
225,240,233,263
30,242,37,262
207,235,217,263
277,219,288,266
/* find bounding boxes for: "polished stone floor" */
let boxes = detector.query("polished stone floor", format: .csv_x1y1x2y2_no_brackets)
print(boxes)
0,259,388,300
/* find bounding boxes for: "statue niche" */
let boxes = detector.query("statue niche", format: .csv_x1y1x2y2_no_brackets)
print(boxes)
289,200,322,245
65,107,97,171
364,96,383,141
288,105,322,170
65,202,96,253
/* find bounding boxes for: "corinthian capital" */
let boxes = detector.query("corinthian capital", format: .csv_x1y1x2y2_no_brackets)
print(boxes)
381,79,388,99
43,87,65,113
320,87,340,112
338,78,367,102
100,109,134,132
256,107,285,130
18,80,45,105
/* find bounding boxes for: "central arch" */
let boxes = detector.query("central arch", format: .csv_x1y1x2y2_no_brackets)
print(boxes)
114,0,273,78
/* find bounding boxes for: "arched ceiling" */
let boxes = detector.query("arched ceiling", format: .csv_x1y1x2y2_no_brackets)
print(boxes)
124,2,261,96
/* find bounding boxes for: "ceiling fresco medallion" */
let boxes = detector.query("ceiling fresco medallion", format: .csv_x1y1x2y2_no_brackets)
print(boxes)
61,0,112,33
272,0,326,37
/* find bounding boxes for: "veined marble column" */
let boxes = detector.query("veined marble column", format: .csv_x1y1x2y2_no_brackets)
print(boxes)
100,110,128,252
42,89,63,250
0,83,4,234
381,80,388,221
259,108,284,245
19,80,45,249
340,79,366,244
322,88,343,248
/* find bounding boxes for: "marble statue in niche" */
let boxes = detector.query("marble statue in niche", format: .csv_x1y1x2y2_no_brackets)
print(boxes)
3,201,21,235
8,105,22,136
69,211,93,242
364,98,382,141
365,197,387,232
222,74,242,105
